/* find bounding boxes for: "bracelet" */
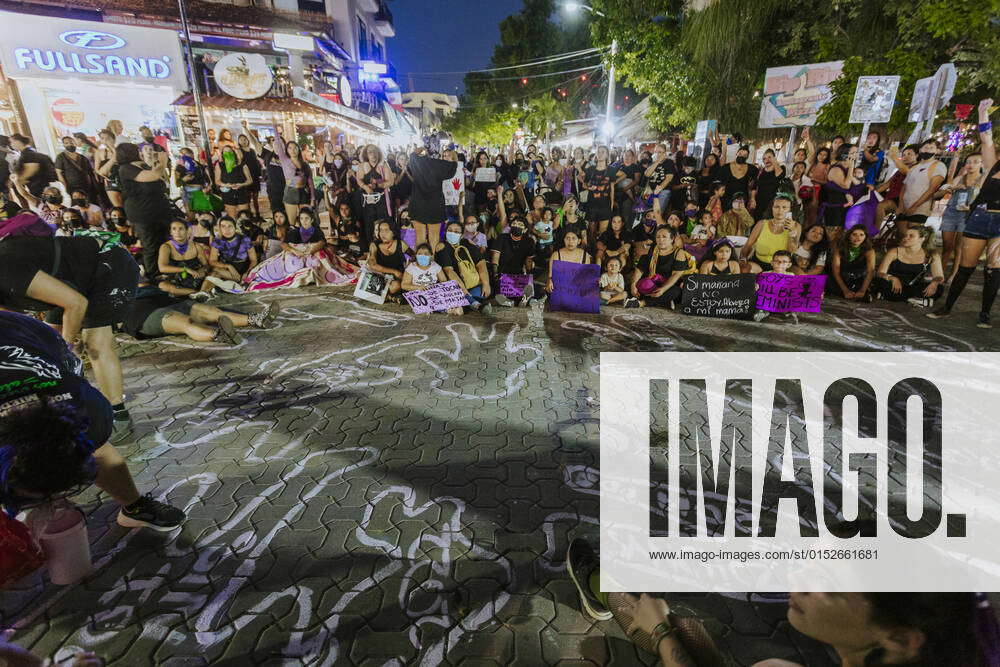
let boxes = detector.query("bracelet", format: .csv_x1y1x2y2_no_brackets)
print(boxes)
979,122,993,133
650,620,675,650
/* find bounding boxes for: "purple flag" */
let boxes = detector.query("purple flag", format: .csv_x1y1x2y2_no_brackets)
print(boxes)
755,273,826,313
400,227,417,249
549,260,600,313
845,192,880,237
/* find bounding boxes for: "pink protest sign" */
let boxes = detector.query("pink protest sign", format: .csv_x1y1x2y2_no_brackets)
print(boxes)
755,273,826,313
403,280,469,314
500,273,531,298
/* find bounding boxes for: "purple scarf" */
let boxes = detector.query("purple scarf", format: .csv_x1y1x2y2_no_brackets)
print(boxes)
212,233,249,262
298,225,317,243
170,239,189,256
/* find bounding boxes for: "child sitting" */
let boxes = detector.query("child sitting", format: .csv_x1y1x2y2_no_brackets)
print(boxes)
753,249,799,324
402,243,463,316
600,257,627,305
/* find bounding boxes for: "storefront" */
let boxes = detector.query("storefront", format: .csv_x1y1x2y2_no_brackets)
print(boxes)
0,11,187,156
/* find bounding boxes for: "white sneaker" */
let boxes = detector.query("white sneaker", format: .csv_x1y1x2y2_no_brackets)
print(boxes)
753,310,770,322
495,294,513,307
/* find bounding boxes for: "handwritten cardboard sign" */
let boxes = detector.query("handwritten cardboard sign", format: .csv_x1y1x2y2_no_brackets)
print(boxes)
354,267,390,305
548,260,600,314
755,273,826,313
500,273,532,298
404,280,469,314
681,274,756,319
474,167,497,183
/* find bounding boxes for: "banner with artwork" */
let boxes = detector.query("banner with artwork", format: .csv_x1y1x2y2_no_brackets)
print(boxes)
849,76,900,124
755,273,827,313
758,61,844,128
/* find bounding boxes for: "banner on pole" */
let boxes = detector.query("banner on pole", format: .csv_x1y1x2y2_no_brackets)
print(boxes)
403,280,469,314
758,61,844,128
680,274,756,319
755,273,826,313
849,76,900,124
549,261,600,313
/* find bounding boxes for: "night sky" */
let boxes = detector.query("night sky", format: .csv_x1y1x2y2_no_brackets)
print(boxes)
388,0,526,96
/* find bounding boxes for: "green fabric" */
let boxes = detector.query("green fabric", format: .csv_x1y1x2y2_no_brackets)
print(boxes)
589,569,609,608
222,150,237,173
847,246,862,262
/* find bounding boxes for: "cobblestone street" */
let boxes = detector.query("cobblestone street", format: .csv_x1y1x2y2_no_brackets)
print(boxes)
1,285,994,666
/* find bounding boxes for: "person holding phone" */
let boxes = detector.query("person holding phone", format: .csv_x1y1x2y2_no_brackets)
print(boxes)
741,194,801,271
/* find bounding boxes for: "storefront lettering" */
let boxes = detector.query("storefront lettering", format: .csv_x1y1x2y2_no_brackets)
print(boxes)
13,48,172,80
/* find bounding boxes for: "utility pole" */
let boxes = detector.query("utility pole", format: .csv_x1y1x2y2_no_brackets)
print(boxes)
177,0,211,160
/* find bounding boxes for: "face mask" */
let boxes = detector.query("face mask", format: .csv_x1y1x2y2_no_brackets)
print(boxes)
416,254,431,268
685,209,698,218
64,145,76,153
919,151,935,161
334,159,343,168
465,224,478,233
732,201,743,210
45,195,62,204
351,165,360,172
110,218,125,226
446,231,461,245
72,198,87,207
494,160,502,167
735,155,748,165
511,228,524,238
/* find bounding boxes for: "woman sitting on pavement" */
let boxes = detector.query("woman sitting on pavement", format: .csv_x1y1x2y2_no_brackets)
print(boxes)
436,221,493,313
791,224,828,275
158,219,212,299
366,219,410,301
699,238,744,275
120,284,278,344
208,216,258,287
245,208,356,291
545,228,590,301
741,194,801,271
595,214,632,267
402,243,464,316
873,226,944,307
626,225,691,308
829,226,876,302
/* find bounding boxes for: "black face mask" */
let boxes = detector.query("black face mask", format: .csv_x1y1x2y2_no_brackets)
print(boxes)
918,151,935,161
44,195,62,204
111,219,125,226
72,198,87,207
735,155,748,165
511,229,525,239
64,145,77,153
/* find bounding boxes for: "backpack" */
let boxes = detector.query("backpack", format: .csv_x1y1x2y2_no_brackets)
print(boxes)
0,212,54,240
453,243,481,288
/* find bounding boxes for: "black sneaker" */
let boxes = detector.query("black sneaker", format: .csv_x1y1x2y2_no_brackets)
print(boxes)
117,494,186,531
624,297,640,309
214,316,242,344
111,413,134,443
248,300,280,328
566,537,612,621
978,312,992,329
926,308,951,319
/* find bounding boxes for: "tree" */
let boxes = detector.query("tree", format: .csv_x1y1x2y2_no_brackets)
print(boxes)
522,95,573,143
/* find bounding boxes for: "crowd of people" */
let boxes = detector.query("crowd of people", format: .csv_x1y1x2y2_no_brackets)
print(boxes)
0,96,997,665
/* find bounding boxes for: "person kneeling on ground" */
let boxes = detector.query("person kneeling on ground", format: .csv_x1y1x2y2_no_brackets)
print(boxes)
120,284,279,343
0,311,185,531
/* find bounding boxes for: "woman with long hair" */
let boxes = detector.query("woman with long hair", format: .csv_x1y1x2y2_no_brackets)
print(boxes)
873,225,944,307
245,208,356,290
627,225,691,308
270,127,314,222
791,224,828,275
829,225,876,301
819,144,858,243
357,144,395,246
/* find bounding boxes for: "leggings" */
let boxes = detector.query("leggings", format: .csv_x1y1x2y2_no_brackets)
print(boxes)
872,276,943,302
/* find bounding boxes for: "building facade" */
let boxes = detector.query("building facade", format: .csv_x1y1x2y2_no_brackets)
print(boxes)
401,92,458,134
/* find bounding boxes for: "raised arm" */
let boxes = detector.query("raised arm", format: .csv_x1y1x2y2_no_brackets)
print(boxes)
978,98,996,173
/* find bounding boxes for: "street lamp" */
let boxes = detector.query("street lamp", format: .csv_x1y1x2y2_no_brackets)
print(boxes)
563,2,617,145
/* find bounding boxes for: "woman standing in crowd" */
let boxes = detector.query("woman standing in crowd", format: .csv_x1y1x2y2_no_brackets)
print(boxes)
829,226,876,301
582,145,616,242
820,143,858,242
741,195,801,271
873,226,944,307
753,149,787,221
116,143,171,279
930,98,1000,327
357,144,394,245
270,126,313,222
938,152,982,281
238,133,263,217
719,144,758,212
95,129,123,208
806,146,831,225
215,144,253,219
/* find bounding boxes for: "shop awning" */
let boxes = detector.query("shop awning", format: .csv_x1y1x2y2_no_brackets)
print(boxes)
172,92,385,133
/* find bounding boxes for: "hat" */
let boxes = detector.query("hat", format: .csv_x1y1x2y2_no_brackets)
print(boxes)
731,192,746,201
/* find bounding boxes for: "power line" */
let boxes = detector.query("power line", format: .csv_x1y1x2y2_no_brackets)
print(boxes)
404,47,607,77
454,67,603,110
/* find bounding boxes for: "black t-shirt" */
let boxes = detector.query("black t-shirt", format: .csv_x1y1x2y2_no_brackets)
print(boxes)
408,153,459,223
584,165,617,205
490,234,535,275
617,163,642,191
261,148,287,191
17,149,56,195
435,239,482,271
556,219,587,249
649,159,677,190
0,236,100,311
633,222,658,244
55,151,94,190
119,162,170,219
243,150,262,181
597,229,632,252
640,248,687,277
285,225,323,244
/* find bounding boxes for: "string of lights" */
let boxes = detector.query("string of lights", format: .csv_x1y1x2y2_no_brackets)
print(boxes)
454,66,604,110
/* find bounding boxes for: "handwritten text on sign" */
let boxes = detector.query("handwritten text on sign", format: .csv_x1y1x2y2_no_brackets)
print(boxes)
755,273,826,313
549,260,600,314
500,273,532,298
404,280,469,314
681,274,756,319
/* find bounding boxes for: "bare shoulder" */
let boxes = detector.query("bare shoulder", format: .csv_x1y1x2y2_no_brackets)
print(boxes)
751,660,804,667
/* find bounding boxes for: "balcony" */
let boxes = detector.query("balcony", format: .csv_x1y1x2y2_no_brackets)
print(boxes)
374,2,394,37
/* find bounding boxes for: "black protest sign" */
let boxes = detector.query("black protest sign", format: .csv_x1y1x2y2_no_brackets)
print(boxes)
680,274,756,319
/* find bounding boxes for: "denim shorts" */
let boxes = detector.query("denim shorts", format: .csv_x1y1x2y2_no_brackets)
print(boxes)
964,208,1000,240
939,207,966,233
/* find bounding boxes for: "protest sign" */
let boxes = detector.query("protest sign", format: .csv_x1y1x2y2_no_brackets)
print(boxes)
354,267,390,305
548,261,600,313
758,61,844,128
443,163,464,206
681,274,756,319
849,76,900,124
474,167,497,183
755,273,827,313
500,273,532,298
404,280,469,314
400,227,416,249
845,191,882,237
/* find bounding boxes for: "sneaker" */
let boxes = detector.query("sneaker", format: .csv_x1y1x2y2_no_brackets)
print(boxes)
117,494,185,531
787,312,799,324
907,297,932,308
566,538,612,621
926,308,951,319
978,312,993,329
214,316,242,344
624,297,640,309
523,283,535,301
753,310,770,322
204,276,244,294
189,291,211,303
495,294,513,307
248,300,280,328
111,413,133,443
480,302,494,316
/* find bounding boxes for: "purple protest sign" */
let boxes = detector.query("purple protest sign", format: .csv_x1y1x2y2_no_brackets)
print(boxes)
500,273,532,298
548,260,600,313
400,227,417,249
404,280,469,314
845,192,880,237
755,273,827,313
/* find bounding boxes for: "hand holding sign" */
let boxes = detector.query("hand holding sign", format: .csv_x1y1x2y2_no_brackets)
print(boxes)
755,274,826,313
404,280,469,314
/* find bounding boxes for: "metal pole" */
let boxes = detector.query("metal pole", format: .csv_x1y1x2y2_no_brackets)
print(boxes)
786,127,797,167
604,38,617,146
857,121,870,169
177,0,211,160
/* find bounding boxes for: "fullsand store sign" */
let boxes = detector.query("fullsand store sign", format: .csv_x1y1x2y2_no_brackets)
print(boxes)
0,11,186,89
